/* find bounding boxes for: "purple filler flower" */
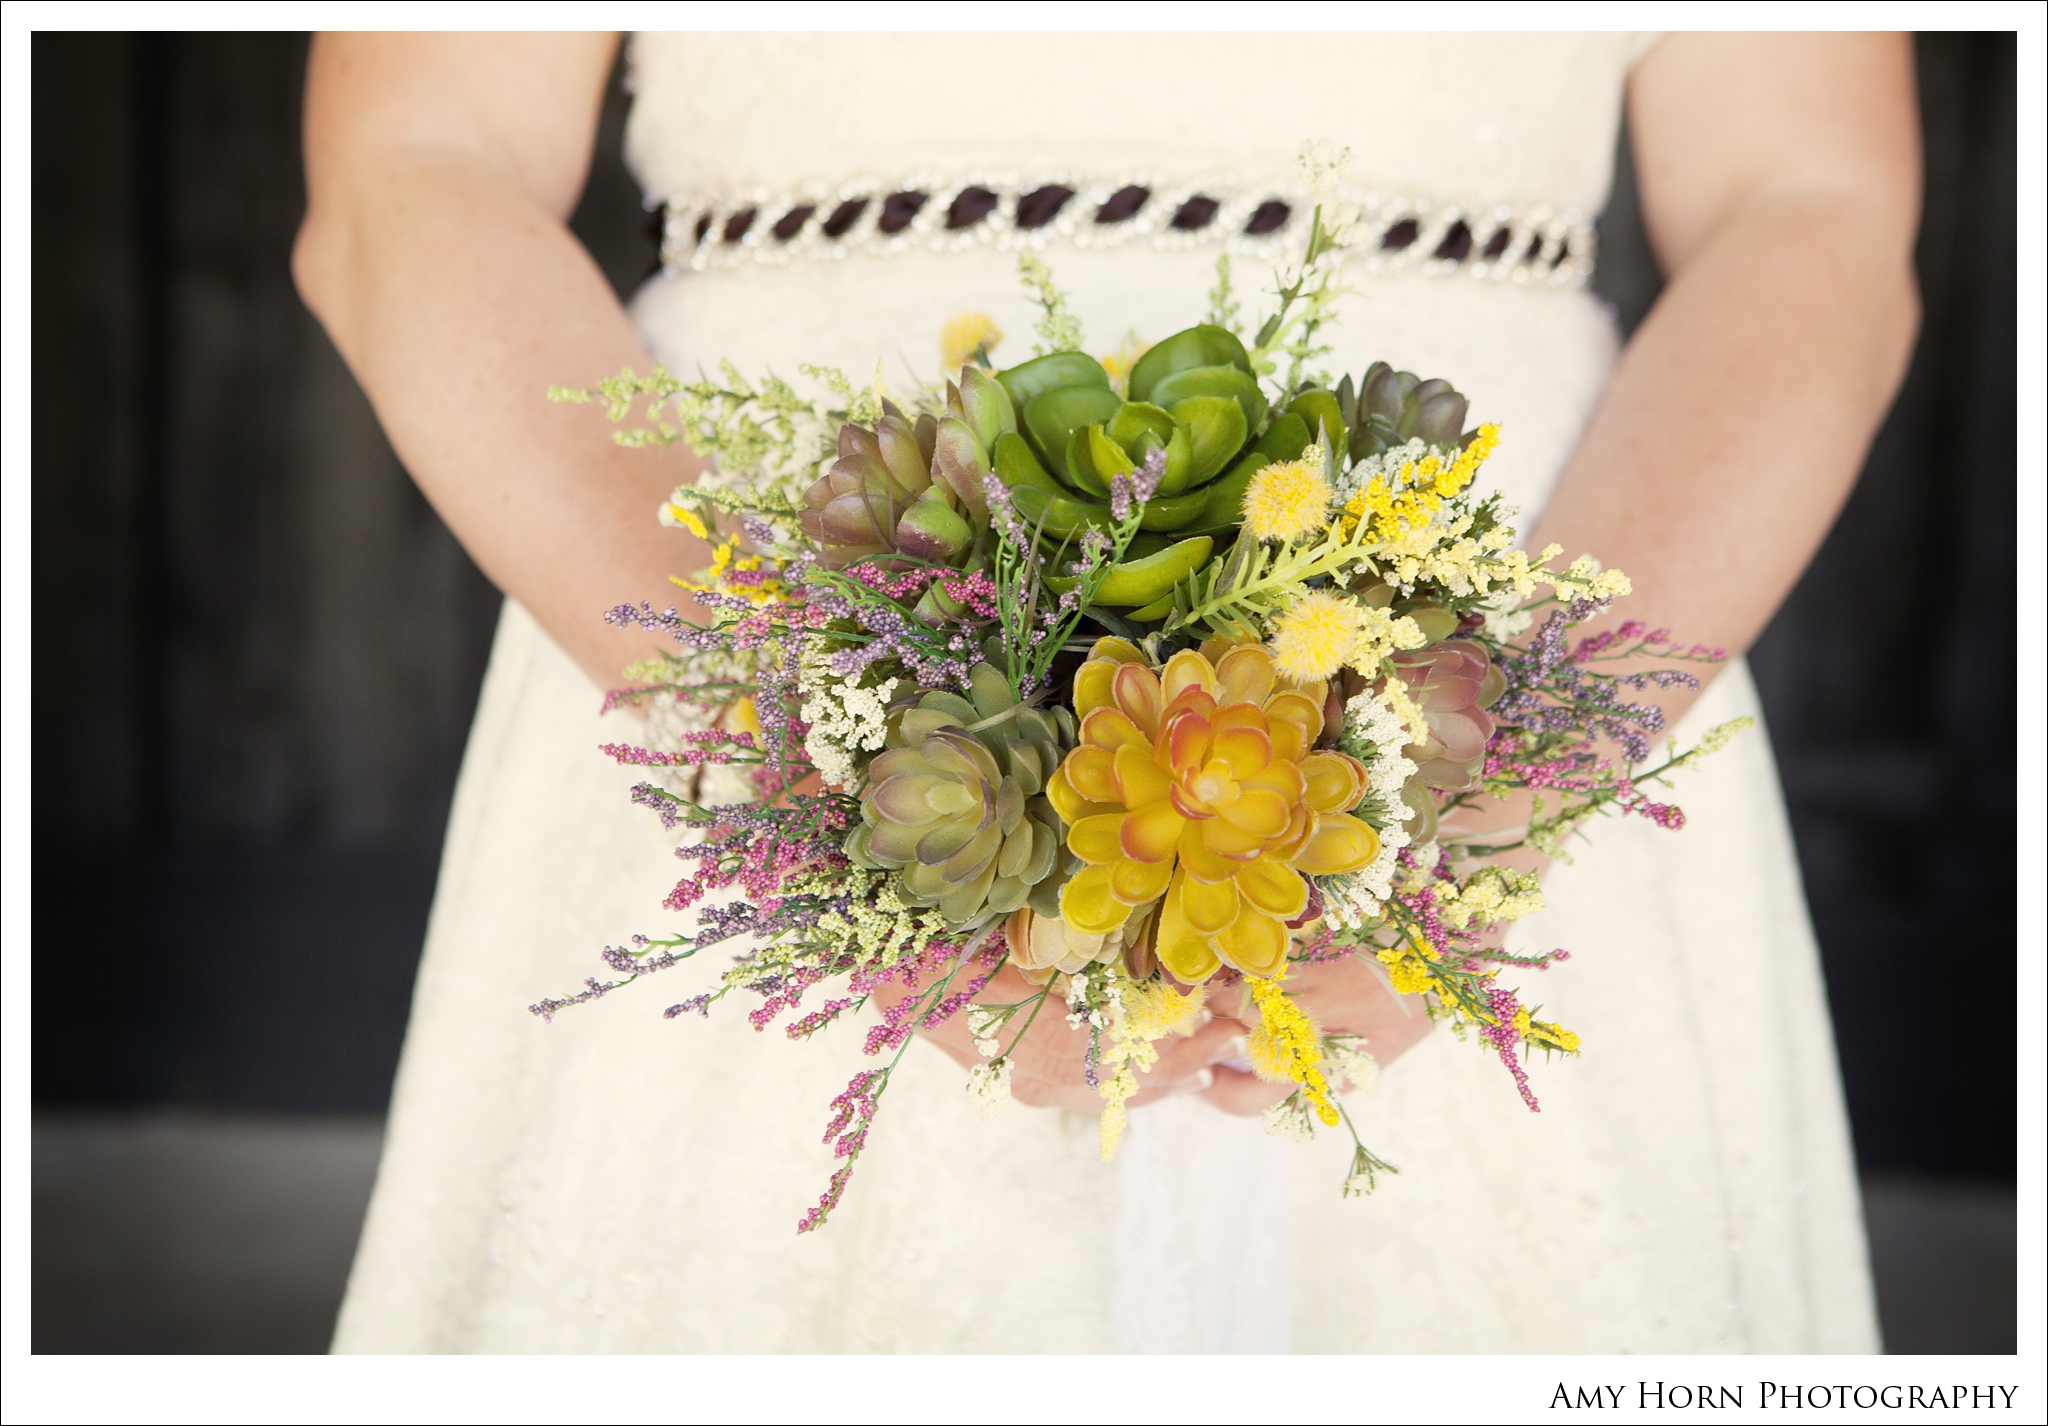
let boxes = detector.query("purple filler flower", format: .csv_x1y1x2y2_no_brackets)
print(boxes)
1107,447,1167,521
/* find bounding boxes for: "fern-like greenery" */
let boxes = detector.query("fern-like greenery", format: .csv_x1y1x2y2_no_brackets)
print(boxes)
1163,513,1384,640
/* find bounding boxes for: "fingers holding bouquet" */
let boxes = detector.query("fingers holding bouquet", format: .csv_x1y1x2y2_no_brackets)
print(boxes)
872,962,1245,1114
1197,957,1434,1118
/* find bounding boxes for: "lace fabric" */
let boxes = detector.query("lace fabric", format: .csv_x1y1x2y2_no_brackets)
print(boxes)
1114,1096,1292,1354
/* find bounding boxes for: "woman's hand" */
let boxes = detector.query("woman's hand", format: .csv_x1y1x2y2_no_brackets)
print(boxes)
1195,957,1436,1116
872,962,1248,1114
876,948,1432,1120
1189,780,1552,1116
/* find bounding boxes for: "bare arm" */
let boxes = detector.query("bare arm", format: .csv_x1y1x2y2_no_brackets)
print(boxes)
1202,33,1922,1114
1531,32,1921,731
293,33,710,689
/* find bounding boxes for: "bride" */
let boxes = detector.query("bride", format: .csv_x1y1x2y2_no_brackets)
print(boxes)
296,32,1918,1353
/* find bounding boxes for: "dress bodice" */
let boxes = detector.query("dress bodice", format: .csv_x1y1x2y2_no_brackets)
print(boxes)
622,34,1657,539
625,32,1653,213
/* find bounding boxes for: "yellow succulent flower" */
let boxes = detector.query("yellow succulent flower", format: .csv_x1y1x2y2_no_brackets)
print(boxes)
1240,454,1333,543
1044,638,1381,983
939,311,1003,373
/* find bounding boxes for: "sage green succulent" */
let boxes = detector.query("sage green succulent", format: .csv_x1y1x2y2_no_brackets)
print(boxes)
1271,362,1475,475
844,663,1080,925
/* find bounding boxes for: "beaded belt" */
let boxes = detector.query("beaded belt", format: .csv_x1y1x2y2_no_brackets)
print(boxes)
653,173,1596,288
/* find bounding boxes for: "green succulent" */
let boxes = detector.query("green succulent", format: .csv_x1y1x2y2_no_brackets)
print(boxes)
928,365,1019,519
989,324,1302,546
909,329,1480,629
844,663,1080,926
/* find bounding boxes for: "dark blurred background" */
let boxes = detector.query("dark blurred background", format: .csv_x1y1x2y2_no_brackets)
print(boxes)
31,33,2018,1353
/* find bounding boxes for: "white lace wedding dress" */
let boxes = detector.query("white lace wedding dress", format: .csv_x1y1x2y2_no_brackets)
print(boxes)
332,32,1880,1354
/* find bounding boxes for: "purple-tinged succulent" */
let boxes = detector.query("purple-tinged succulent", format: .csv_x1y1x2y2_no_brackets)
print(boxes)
798,369,1019,573
1389,638,1507,793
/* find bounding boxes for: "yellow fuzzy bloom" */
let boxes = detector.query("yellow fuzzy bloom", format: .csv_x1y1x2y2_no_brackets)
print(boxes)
1241,453,1333,543
1121,977,1208,1041
939,311,1003,372
1248,977,1339,1126
1097,330,1150,397
1269,590,1364,681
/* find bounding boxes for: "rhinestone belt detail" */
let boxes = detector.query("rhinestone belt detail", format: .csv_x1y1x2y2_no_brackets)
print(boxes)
654,174,1596,288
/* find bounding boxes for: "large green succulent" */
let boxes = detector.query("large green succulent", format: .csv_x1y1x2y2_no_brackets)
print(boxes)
844,663,1080,925
988,324,1296,547
984,326,1486,620
985,327,1482,535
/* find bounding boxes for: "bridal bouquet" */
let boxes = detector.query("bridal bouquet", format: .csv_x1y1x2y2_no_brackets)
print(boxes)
539,188,1744,1233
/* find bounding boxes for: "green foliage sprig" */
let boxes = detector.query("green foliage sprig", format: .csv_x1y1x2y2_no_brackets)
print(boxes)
550,361,856,504
1246,202,1353,391
1019,253,1086,356
1161,446,1374,637
1206,254,1243,339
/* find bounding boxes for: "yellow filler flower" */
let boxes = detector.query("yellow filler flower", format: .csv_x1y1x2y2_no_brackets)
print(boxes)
1248,974,1339,1125
1044,639,1380,982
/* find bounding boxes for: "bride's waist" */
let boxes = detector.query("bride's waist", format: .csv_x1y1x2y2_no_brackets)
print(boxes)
627,243,1613,378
